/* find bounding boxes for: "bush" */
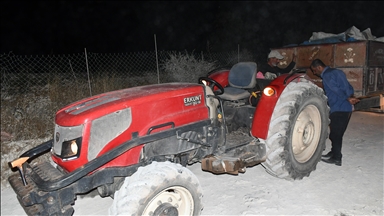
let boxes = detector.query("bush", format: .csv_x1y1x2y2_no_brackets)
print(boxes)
161,51,218,83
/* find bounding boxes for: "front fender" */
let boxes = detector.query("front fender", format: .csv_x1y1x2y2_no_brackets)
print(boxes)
251,73,312,139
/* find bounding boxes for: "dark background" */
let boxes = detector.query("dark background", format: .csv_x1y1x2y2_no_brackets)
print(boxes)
1,1,383,57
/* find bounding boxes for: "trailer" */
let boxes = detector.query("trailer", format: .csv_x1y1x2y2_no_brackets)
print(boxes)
271,40,384,112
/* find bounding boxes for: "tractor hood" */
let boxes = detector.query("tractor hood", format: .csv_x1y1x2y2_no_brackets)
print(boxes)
52,82,211,171
55,82,209,126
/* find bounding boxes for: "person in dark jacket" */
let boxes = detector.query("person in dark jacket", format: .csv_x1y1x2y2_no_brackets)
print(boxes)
258,50,296,79
310,59,360,166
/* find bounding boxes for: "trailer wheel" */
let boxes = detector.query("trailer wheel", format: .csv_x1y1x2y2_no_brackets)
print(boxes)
109,161,203,216
263,80,330,180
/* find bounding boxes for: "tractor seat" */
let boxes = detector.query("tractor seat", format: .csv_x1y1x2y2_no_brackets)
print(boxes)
219,62,257,101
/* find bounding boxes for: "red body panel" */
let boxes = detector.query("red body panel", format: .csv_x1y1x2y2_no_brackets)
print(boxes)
251,74,310,139
209,69,230,89
53,83,210,171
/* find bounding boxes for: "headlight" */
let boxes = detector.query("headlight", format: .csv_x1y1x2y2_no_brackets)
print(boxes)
53,124,83,160
263,87,275,96
61,137,82,159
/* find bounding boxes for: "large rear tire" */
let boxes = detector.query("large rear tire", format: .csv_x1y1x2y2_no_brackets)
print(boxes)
109,161,203,216
262,80,330,180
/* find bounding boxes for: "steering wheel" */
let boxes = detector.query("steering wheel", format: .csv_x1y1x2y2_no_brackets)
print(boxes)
198,77,224,95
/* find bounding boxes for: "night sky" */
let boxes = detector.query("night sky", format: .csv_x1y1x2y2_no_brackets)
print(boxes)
1,1,383,56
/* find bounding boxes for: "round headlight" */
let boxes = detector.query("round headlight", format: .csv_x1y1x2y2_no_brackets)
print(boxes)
263,87,275,96
70,140,78,155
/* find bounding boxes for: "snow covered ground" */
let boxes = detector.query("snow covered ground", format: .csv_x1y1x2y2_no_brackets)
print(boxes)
1,111,383,215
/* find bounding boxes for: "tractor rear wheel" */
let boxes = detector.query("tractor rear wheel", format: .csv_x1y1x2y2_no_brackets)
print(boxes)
262,80,329,180
109,161,203,216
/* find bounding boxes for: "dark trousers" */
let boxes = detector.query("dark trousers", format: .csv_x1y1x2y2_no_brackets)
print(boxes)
329,111,352,160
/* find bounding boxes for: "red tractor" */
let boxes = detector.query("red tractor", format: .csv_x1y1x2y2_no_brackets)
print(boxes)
8,62,329,215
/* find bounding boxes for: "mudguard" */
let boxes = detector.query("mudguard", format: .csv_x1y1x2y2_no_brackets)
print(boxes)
208,69,230,89
251,73,313,139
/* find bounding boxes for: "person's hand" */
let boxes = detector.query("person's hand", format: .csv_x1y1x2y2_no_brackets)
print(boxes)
348,97,360,105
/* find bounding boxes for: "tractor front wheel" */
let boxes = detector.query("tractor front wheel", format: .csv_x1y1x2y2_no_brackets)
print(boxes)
109,161,203,216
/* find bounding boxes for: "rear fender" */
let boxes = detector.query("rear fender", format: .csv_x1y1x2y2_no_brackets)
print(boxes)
251,73,311,139
208,69,230,90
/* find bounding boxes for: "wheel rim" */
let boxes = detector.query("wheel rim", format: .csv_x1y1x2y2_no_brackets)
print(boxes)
143,186,194,216
292,104,321,163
